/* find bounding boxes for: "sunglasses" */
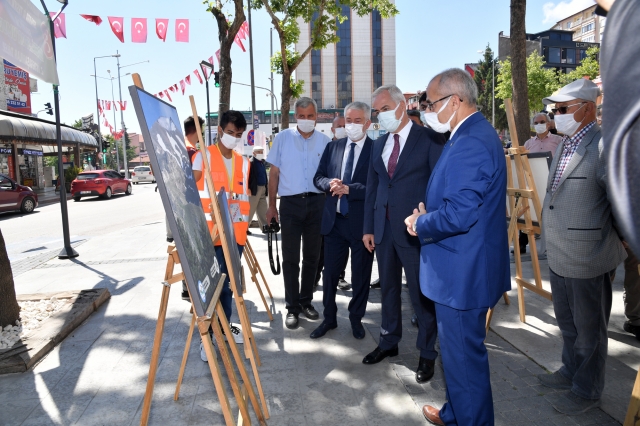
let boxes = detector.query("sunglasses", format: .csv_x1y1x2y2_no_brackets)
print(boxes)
552,102,585,115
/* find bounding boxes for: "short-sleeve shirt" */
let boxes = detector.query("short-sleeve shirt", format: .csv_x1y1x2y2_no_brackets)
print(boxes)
266,127,330,196
524,133,563,158
192,149,233,194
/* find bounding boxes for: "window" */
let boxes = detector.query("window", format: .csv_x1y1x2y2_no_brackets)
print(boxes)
548,47,561,63
310,12,323,106
335,5,352,108
582,23,594,33
561,33,572,41
583,35,595,42
77,173,99,180
562,48,575,64
371,9,383,90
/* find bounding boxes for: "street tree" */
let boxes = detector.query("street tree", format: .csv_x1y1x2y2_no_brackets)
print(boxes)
203,0,246,114
0,229,20,328
559,46,600,84
496,51,561,116
474,44,508,131
251,0,398,128
509,0,531,145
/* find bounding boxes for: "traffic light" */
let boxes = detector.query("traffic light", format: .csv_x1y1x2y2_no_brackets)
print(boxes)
214,72,220,88
44,103,53,115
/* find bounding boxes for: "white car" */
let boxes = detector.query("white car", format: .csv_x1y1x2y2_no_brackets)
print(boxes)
131,166,155,184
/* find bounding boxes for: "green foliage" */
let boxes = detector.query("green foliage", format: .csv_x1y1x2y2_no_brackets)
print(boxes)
290,77,305,100
64,166,82,182
473,44,508,131
559,46,600,85
72,119,82,129
496,51,562,115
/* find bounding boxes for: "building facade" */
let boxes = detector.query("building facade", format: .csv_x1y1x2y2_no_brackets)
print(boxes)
294,4,396,109
551,4,606,44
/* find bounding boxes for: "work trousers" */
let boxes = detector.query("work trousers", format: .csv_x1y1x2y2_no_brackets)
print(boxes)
279,195,324,314
249,185,268,229
215,244,244,322
549,268,612,399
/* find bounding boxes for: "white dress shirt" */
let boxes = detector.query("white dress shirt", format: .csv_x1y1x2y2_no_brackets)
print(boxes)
382,121,413,170
337,137,366,213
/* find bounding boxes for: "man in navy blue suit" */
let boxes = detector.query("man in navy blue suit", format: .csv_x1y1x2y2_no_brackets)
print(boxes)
362,84,444,384
405,68,511,425
311,101,375,339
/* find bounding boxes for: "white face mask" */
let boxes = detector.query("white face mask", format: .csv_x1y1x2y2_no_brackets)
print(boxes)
333,127,346,139
424,96,456,133
377,103,403,133
419,111,428,125
345,123,365,141
554,104,586,136
255,153,264,161
534,123,548,134
220,132,241,149
297,119,316,133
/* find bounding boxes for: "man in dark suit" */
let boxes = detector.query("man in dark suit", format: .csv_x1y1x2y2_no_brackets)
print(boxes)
407,68,511,425
311,102,374,339
362,84,444,384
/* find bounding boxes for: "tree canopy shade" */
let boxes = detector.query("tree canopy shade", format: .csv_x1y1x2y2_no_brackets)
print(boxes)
251,0,398,128
474,45,508,131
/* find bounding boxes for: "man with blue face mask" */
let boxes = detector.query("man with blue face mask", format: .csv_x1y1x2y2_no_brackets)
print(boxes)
362,84,445,384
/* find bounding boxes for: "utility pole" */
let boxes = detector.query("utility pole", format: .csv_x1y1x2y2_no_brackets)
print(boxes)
248,0,257,132
107,70,120,171
492,55,496,128
270,28,275,132
115,52,128,178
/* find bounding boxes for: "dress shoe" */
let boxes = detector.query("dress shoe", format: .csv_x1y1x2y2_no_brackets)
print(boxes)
624,320,640,341
422,405,444,425
362,346,398,364
370,278,381,289
285,313,299,329
538,370,572,389
301,305,319,320
352,321,365,339
338,278,351,290
166,237,174,243
416,357,435,383
411,313,418,327
310,321,337,339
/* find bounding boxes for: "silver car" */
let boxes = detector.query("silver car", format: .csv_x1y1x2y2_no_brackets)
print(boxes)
131,166,155,184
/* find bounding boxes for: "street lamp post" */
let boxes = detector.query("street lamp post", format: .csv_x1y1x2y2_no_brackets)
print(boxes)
106,71,120,171
93,55,118,168
200,61,214,147
269,28,276,132
248,1,257,131
231,81,279,131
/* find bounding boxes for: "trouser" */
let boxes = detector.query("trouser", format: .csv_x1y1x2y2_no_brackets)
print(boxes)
248,185,268,229
624,248,640,326
280,195,324,314
376,219,438,359
549,268,612,399
215,244,244,322
436,303,494,426
316,237,348,283
322,214,374,325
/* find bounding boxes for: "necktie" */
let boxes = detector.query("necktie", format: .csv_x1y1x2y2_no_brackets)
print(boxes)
388,134,400,178
340,142,356,216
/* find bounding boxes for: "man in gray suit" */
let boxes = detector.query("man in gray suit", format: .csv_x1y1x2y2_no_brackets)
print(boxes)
538,79,626,416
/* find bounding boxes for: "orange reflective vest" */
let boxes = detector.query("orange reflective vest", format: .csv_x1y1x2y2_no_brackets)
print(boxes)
194,145,251,246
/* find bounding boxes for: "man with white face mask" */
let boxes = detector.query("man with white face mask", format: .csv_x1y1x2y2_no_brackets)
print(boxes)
535,79,626,416
524,113,563,157
331,115,346,140
247,146,268,232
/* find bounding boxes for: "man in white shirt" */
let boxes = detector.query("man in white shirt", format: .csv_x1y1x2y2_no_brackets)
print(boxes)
524,113,563,157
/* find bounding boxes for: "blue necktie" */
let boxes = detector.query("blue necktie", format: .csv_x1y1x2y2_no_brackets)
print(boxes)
340,143,356,216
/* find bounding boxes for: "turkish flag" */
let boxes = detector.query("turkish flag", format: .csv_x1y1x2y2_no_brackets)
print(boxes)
81,15,103,25
185,75,191,85
50,12,66,39
215,50,221,64
108,17,125,43
131,18,147,43
106,101,111,111
156,18,169,42
164,90,172,102
234,37,246,52
180,80,186,95
175,19,189,42
194,69,203,84
118,101,127,111
158,92,164,99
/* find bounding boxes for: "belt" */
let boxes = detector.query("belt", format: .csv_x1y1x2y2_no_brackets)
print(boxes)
336,212,349,219
283,192,321,198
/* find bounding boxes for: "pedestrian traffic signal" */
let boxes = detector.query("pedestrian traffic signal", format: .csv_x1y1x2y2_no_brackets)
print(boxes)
44,103,53,115
214,72,220,88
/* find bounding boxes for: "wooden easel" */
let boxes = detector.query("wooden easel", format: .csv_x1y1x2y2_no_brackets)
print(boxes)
243,240,274,321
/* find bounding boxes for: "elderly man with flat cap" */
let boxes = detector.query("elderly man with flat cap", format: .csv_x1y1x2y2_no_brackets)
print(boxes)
537,79,626,416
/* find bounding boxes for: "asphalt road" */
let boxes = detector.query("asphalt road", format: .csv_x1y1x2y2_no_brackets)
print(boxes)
0,182,165,262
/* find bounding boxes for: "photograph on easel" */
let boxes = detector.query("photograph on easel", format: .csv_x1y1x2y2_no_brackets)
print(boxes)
128,86,222,317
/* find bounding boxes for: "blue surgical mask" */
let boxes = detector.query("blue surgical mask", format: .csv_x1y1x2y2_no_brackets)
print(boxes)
378,103,403,133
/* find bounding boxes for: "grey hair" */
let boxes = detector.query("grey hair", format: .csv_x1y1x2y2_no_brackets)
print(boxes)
531,113,548,125
344,101,371,120
294,96,318,113
372,84,405,105
432,68,478,106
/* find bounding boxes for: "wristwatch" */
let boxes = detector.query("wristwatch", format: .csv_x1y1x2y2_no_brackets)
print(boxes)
412,219,418,234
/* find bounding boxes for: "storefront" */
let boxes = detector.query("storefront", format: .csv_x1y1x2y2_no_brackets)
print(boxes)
0,146,15,178
17,147,44,188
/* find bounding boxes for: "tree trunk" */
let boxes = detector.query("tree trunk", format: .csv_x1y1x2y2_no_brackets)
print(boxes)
280,71,292,129
0,229,20,328
510,0,531,146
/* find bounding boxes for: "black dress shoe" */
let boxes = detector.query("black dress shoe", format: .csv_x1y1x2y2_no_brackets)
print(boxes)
411,313,418,327
352,322,365,339
310,322,337,339
166,237,174,243
338,278,351,290
370,278,380,289
416,357,435,383
301,305,319,320
285,313,299,329
362,346,398,364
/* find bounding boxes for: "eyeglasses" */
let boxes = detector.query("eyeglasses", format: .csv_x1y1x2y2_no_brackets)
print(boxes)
552,102,585,115
424,95,461,112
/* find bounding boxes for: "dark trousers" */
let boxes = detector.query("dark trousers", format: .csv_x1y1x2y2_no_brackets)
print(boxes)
436,303,494,426
215,244,244,322
316,237,348,283
624,248,640,326
322,214,374,325
376,219,438,359
550,268,612,400
280,195,324,314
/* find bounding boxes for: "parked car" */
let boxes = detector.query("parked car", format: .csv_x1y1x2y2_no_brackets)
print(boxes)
0,173,38,214
70,170,132,201
131,166,155,184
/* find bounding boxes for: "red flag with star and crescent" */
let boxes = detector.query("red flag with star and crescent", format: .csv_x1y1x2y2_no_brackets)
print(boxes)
80,14,102,25
49,12,66,39
175,19,189,42
156,18,169,42
108,17,125,43
131,18,147,43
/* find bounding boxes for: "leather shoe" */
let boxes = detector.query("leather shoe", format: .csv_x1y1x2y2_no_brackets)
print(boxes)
370,278,380,289
362,346,398,364
285,313,299,329
301,305,319,320
411,313,418,327
352,322,365,339
310,322,337,339
416,357,435,383
422,405,444,425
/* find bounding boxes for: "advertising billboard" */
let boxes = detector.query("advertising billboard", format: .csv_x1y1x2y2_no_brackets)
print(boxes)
4,60,31,115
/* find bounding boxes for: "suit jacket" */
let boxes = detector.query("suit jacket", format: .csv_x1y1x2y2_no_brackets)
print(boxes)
314,137,373,240
363,124,444,247
416,113,511,310
542,124,626,278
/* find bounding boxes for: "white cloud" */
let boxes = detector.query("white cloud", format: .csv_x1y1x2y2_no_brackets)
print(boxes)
542,0,596,24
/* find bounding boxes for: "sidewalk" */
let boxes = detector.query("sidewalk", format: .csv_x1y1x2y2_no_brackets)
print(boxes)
0,222,633,425
34,187,72,207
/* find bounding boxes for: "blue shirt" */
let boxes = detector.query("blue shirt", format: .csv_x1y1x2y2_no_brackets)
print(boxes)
267,127,330,196
253,159,267,186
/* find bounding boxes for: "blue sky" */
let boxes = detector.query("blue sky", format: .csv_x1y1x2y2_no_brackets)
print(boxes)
37,0,596,134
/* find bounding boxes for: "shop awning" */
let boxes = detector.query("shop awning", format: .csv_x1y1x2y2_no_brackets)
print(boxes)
0,110,98,147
